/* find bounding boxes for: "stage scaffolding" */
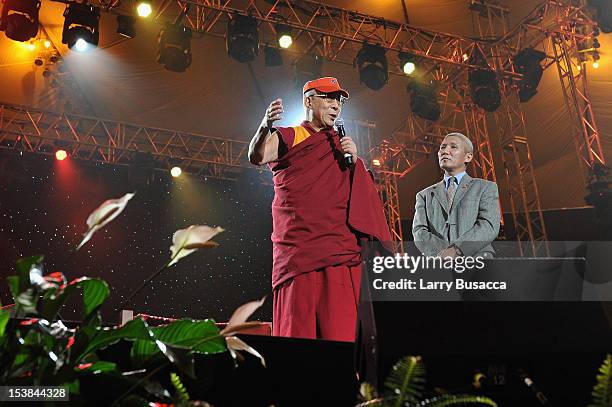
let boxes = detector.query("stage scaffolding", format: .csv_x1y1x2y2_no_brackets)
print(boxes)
3,0,608,254
0,102,250,180
0,103,373,183
368,0,603,255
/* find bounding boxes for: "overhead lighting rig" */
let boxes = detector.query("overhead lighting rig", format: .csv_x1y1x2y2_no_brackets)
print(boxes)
0,0,41,42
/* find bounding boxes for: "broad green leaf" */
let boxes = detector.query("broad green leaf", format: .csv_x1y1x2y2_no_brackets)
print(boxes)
0,309,10,337
40,277,109,321
130,319,225,366
7,276,19,301
152,319,225,353
76,318,153,363
15,255,44,294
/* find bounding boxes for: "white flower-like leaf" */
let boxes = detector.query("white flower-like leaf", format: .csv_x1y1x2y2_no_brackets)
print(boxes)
225,336,266,367
76,192,136,251
168,225,224,267
220,297,265,336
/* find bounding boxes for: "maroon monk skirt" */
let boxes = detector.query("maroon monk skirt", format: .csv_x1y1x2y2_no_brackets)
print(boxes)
272,263,361,342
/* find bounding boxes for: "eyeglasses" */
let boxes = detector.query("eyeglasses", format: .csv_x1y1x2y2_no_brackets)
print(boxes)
311,93,346,106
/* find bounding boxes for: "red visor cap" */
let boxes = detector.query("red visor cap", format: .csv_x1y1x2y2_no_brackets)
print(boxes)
303,77,349,99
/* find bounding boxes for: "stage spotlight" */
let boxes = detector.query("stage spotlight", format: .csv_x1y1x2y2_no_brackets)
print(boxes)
117,15,136,38
593,38,601,49
513,48,546,102
170,166,182,177
264,45,283,67
293,54,322,89
74,38,88,52
276,24,292,49
593,61,600,69
0,0,40,42
356,44,388,90
157,24,192,72
372,159,382,167
399,52,416,75
226,14,258,63
136,2,152,18
43,39,50,48
407,79,441,121
55,149,68,161
61,4,100,51
468,68,500,112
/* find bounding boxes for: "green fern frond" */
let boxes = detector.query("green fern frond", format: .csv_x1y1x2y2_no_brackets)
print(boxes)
170,371,191,403
590,354,612,407
421,394,498,407
384,355,426,407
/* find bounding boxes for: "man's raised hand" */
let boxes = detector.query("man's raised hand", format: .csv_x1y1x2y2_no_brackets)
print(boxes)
263,98,283,129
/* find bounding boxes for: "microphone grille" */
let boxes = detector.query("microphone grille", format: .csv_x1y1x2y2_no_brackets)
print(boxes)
335,118,344,127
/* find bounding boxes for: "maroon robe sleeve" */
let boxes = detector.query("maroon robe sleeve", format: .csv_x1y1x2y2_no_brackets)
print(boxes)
272,126,295,150
348,158,392,244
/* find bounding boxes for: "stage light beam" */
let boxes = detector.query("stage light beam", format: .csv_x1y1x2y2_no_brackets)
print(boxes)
61,4,100,51
399,52,417,75
136,2,152,18
171,166,182,177
55,149,68,161
74,38,88,52
403,62,415,75
276,24,293,49
279,34,292,49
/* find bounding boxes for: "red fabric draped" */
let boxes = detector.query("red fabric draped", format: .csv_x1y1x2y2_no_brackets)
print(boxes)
269,122,390,289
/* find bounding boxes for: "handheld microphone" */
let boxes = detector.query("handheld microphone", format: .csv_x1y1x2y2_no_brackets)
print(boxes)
335,118,354,167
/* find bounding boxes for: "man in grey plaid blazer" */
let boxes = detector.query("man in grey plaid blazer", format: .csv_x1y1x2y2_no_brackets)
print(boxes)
412,133,501,258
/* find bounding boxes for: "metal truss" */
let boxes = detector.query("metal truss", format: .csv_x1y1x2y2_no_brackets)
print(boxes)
378,172,403,255
371,140,404,255
10,0,604,251
493,0,596,71
0,102,251,180
551,30,605,177
344,118,375,164
87,0,512,79
463,104,496,182
471,0,549,254
495,87,549,256
0,102,375,184
492,0,605,175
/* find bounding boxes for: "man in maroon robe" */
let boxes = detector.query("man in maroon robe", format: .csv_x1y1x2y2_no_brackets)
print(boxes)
248,77,390,342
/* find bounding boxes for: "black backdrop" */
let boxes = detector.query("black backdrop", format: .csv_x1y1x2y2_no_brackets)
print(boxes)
0,152,275,323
